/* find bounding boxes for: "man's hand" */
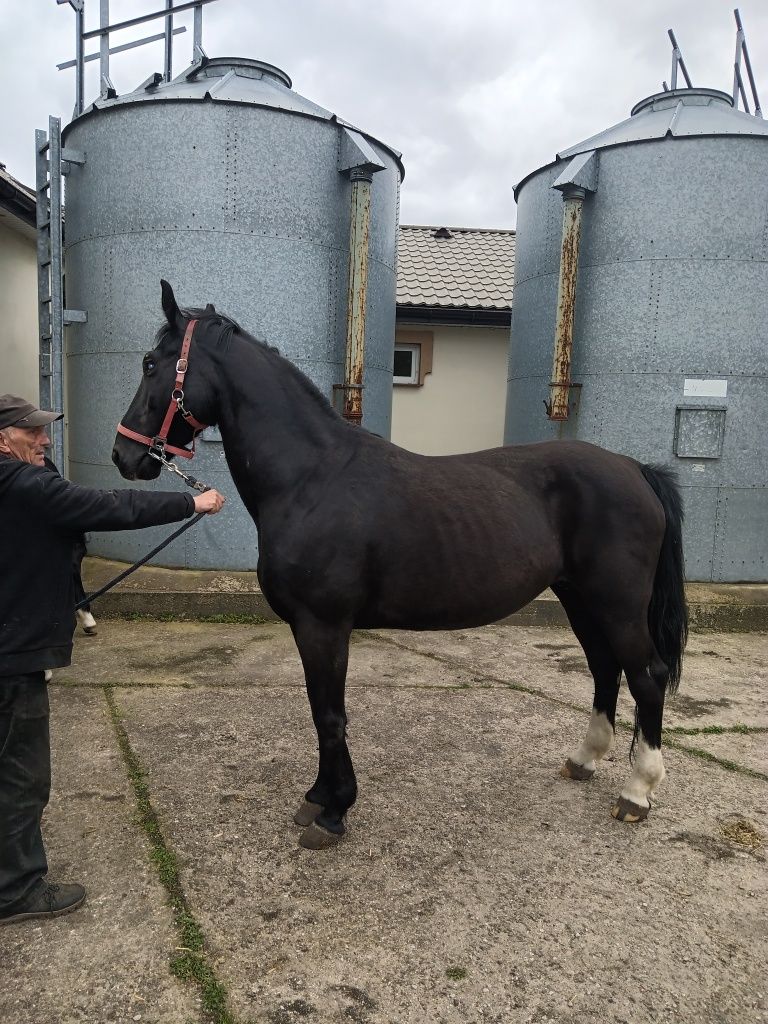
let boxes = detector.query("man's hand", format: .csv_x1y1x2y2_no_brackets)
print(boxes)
193,489,226,515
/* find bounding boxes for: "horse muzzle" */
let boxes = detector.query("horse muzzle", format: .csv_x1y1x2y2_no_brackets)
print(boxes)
112,440,162,481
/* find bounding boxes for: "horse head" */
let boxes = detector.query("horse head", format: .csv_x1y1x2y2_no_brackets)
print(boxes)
112,281,222,480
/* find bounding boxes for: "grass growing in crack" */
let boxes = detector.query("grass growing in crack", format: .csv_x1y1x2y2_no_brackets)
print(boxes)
664,724,767,736
661,734,768,781
445,967,468,981
103,686,236,1024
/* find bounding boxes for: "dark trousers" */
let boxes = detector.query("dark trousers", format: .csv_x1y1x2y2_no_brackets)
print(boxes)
0,674,50,911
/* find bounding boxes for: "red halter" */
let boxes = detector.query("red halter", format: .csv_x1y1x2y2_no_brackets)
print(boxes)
117,319,208,460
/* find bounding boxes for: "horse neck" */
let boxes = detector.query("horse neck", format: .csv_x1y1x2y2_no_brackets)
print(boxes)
214,334,353,505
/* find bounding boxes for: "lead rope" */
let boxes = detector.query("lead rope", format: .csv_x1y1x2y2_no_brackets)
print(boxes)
75,447,217,611
148,439,210,493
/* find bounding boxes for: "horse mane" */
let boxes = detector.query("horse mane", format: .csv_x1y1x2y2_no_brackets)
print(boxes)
156,307,339,419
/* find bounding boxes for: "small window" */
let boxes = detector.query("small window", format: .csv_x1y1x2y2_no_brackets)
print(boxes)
393,330,433,386
393,343,420,386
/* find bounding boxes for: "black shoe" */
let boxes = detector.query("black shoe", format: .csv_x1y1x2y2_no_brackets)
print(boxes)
0,882,86,926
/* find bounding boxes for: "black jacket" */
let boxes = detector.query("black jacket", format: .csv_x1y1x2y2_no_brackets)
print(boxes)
0,455,195,675
43,457,87,569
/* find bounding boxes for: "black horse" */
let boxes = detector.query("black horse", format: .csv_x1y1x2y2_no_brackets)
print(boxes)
113,282,688,850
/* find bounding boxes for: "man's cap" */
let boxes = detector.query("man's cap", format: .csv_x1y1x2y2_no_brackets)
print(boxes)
0,395,63,430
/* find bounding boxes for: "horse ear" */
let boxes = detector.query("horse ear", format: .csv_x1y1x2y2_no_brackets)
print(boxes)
160,279,182,328
205,303,216,314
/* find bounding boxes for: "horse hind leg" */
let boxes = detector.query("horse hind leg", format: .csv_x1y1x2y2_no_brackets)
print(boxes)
290,614,357,850
554,586,621,783
610,642,668,823
561,702,617,782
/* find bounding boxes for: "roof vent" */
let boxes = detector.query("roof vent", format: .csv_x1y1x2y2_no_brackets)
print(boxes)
433,227,453,239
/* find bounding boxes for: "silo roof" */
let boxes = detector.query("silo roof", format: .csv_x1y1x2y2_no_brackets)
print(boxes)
516,87,768,197
65,57,404,180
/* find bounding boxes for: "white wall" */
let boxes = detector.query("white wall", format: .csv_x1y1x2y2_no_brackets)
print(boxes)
0,215,38,401
391,324,510,455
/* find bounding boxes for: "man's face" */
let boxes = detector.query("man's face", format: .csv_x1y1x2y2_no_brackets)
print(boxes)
0,425,51,467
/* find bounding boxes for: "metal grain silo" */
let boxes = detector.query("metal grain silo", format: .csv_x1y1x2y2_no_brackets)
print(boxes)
504,88,768,582
60,57,403,569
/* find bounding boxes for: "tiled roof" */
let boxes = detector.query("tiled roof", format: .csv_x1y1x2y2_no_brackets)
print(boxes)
397,224,515,310
0,163,34,200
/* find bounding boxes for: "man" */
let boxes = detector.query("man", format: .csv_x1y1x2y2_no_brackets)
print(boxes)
0,394,225,926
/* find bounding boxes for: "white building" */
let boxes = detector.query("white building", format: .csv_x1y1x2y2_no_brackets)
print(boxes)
393,225,514,455
0,164,38,400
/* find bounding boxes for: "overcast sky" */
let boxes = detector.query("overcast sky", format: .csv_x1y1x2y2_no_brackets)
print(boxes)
2,0,767,229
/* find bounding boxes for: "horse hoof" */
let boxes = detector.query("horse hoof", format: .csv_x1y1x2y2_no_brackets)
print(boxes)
299,821,344,850
560,758,594,782
611,796,649,823
83,626,98,636
293,800,324,827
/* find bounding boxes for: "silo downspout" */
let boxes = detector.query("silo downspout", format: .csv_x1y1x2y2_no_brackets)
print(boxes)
343,168,373,424
548,187,586,420
547,151,598,421
338,128,385,425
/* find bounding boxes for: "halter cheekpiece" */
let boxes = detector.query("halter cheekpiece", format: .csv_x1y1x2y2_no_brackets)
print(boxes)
117,319,208,461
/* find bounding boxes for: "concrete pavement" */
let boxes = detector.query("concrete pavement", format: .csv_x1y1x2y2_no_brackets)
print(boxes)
1,619,766,1024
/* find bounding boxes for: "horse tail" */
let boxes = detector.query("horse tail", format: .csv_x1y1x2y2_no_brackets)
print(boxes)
640,464,689,695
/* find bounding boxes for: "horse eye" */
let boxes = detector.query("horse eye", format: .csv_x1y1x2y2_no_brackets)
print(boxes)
143,357,156,375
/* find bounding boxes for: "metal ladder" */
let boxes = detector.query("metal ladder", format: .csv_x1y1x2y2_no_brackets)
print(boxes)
35,115,86,471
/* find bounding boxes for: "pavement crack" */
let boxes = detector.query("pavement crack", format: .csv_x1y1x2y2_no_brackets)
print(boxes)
664,724,768,736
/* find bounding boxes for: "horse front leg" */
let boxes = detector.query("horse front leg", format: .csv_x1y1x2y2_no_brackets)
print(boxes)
290,614,356,850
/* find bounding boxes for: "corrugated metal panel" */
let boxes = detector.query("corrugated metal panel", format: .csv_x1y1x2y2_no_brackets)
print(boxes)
713,488,768,581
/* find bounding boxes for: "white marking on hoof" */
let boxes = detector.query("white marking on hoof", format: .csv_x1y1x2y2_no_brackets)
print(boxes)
566,709,614,775
44,669,53,683
77,609,97,635
619,738,665,811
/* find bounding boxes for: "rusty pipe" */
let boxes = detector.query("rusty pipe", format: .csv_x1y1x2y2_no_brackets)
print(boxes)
548,186,585,421
342,168,373,425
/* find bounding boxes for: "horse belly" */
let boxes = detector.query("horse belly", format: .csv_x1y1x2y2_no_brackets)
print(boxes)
357,551,555,631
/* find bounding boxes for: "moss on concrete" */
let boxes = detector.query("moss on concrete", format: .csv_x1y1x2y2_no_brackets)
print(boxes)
103,686,237,1024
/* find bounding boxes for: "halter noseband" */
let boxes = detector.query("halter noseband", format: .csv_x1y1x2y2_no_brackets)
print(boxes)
117,319,209,461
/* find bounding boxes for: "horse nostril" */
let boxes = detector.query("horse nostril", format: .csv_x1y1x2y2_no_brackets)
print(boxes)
112,447,120,466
